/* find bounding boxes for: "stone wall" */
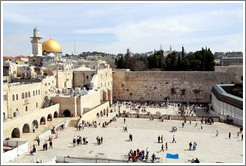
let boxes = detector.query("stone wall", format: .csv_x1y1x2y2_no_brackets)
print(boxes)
113,69,235,103
51,96,78,117
215,65,243,84
80,91,101,115
73,70,96,88
80,101,110,122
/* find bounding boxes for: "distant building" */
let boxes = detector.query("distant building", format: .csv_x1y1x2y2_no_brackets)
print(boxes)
220,56,243,66
3,56,16,63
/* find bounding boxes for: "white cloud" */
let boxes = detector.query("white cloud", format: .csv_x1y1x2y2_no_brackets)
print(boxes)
73,28,116,34
3,10,37,24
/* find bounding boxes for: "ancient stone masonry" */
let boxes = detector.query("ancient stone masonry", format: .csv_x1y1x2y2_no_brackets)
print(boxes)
113,69,235,103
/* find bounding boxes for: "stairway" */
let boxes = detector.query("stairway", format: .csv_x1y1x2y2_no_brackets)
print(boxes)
68,117,80,127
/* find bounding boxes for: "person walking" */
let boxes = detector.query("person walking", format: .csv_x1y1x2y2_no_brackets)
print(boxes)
151,153,156,163
73,136,76,147
101,136,103,144
33,126,35,133
216,130,219,137
229,132,231,139
172,135,176,143
49,141,53,149
241,134,243,141
158,136,160,143
161,135,163,143
129,133,133,141
165,142,168,150
193,142,197,151
189,142,192,150
37,137,40,146
146,147,149,161
161,144,164,152
32,145,36,154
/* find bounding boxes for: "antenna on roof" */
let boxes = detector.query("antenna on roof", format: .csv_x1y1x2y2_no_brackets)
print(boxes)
74,40,76,55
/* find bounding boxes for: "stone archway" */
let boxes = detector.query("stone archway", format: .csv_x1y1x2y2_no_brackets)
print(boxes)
40,117,46,125
63,110,71,117
12,128,20,138
22,123,30,133
54,111,58,118
32,120,38,129
47,114,52,121
103,90,108,101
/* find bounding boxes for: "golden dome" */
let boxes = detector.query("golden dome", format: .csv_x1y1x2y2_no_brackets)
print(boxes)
42,38,62,53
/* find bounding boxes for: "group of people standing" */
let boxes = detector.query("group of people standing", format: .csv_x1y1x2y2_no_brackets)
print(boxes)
128,148,148,162
96,136,103,145
189,142,197,151
72,135,88,147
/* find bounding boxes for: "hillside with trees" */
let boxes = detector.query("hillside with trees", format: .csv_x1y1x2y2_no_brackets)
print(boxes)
115,47,215,71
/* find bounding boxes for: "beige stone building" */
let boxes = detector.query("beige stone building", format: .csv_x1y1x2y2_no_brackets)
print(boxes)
2,28,113,142
55,70,73,92
3,81,43,118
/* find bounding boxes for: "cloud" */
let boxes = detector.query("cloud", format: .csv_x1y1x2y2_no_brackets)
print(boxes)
3,3,244,55
73,28,116,34
3,11,37,24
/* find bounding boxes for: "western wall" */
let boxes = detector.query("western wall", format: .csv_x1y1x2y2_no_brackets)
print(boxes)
113,69,236,103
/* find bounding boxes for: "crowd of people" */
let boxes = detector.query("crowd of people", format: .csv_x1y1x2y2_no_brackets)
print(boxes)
72,135,88,147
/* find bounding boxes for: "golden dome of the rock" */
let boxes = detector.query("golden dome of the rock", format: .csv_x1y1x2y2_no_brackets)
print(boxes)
42,38,62,53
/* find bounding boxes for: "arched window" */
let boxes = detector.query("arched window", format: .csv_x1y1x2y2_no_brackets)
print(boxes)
25,92,27,98
22,93,24,99
86,75,89,79
16,94,18,100
28,92,30,97
12,95,15,101
33,91,35,96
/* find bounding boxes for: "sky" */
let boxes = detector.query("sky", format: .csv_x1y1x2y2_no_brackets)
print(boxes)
2,1,244,57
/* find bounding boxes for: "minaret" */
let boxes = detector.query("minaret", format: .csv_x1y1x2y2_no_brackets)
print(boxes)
30,28,43,56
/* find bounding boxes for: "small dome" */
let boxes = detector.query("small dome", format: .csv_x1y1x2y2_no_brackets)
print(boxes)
42,38,62,53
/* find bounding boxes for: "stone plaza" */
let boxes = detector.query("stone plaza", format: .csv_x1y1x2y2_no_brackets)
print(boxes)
9,105,243,163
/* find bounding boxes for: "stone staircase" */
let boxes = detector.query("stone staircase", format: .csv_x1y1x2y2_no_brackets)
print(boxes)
68,117,80,127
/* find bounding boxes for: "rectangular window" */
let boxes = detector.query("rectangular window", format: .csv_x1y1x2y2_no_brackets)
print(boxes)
28,92,30,97
36,90,37,95
12,95,15,101
16,94,18,100
22,93,24,99
38,90,40,95
33,91,35,96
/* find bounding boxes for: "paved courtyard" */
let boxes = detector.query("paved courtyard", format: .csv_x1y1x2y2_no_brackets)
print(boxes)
10,110,243,164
